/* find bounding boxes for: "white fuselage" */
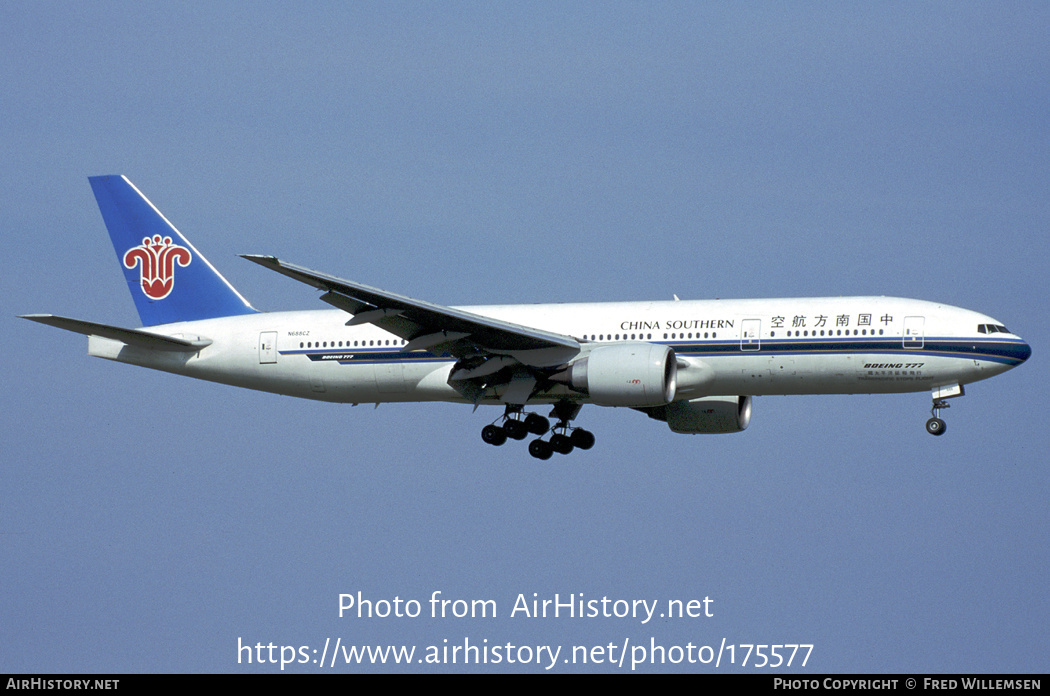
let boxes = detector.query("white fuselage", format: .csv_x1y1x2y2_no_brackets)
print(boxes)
87,295,1029,406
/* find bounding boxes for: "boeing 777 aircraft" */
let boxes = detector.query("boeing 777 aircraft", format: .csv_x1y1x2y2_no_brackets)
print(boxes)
23,176,1031,459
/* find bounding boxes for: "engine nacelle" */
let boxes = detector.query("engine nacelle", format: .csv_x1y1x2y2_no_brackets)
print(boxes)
647,395,752,434
566,343,677,407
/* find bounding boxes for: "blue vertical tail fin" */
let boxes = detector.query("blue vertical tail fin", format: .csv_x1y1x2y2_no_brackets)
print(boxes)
89,175,257,326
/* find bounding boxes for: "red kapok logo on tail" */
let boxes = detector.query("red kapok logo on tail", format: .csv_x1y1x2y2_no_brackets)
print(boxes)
123,235,191,300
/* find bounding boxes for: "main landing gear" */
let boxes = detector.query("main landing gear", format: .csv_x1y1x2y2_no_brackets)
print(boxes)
481,408,548,446
481,401,595,459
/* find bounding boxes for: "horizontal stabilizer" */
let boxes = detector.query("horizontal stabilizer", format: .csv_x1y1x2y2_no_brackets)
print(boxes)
21,314,212,352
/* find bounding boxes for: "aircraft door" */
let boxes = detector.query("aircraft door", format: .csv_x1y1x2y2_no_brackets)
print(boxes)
903,316,924,349
259,331,278,364
740,319,761,351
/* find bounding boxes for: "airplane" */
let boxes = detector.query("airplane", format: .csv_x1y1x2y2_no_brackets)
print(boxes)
22,175,1031,459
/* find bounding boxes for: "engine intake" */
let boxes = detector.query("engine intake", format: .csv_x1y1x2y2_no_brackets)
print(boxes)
561,343,677,407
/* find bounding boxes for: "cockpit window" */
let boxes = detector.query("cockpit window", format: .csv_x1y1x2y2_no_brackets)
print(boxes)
978,324,1010,334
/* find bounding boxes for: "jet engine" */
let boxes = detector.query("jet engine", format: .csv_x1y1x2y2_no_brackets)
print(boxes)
558,343,677,407
643,395,752,434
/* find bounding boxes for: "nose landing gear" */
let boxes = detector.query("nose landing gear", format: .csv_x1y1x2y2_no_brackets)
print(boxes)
925,405,947,436
925,384,964,436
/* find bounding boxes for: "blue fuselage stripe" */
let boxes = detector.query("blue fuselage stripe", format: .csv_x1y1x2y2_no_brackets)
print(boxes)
280,337,1029,367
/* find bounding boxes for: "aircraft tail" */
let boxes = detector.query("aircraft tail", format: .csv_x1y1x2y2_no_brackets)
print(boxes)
89,175,257,326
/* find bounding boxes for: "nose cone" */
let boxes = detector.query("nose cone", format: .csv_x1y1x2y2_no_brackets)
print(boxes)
1002,333,1032,367
1016,338,1032,364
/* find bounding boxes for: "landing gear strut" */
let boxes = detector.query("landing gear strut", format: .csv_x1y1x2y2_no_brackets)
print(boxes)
925,384,964,436
925,401,948,436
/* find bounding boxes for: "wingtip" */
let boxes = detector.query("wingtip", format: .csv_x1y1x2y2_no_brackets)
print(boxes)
240,254,280,266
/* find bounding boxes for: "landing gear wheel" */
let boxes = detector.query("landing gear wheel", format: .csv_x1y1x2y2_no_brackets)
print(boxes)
570,428,595,450
481,424,507,446
503,419,528,440
549,433,574,455
528,439,554,460
926,418,946,436
524,413,550,435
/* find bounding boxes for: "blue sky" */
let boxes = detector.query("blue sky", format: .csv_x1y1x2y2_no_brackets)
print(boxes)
3,2,1047,673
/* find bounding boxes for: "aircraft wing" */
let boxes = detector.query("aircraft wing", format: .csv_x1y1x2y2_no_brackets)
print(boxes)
241,255,580,368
